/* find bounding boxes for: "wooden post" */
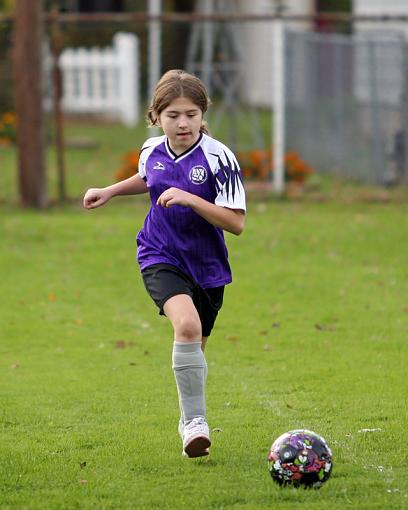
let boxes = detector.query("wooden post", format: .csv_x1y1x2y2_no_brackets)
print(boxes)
14,0,47,208
51,6,66,202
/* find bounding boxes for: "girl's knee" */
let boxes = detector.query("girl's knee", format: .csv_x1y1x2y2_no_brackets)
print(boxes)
173,315,202,341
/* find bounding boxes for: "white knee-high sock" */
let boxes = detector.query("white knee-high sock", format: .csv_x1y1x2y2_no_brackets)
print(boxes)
178,350,207,426
172,341,206,424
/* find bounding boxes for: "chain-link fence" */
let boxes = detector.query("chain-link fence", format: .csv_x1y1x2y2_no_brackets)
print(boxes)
285,28,408,185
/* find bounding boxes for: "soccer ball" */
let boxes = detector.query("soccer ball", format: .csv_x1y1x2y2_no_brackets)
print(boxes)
268,429,333,489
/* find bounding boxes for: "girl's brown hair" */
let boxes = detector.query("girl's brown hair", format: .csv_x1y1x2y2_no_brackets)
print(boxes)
147,69,211,134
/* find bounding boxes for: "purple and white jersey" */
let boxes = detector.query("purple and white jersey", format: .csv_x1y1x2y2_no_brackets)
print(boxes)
136,132,246,288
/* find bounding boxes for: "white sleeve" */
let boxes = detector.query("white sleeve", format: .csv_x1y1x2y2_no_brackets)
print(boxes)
138,136,165,179
214,147,246,211
138,147,147,178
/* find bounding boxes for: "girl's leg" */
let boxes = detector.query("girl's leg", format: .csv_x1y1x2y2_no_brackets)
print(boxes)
164,294,209,388
164,294,210,457
164,294,202,342
201,337,208,383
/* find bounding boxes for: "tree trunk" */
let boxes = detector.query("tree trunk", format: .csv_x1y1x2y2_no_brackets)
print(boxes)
14,0,47,208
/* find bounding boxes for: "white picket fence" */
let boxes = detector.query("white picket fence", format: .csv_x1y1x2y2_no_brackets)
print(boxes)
45,32,139,126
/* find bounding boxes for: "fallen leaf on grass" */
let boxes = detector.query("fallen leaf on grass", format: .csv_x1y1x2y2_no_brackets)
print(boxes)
315,324,336,331
79,461,86,469
11,363,19,369
79,479,88,484
48,293,56,302
212,427,223,433
225,335,239,342
115,340,136,349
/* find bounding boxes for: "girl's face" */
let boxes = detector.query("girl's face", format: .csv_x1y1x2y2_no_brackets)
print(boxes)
158,96,203,155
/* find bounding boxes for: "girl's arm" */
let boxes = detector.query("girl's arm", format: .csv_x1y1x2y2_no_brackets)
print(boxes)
156,187,245,236
83,173,148,209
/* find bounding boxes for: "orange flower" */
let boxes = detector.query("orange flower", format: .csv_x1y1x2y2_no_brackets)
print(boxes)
123,150,139,167
0,137,12,147
2,112,16,125
0,112,17,144
115,150,140,182
237,148,314,183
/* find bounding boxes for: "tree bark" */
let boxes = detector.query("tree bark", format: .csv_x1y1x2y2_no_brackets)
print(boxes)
14,0,47,207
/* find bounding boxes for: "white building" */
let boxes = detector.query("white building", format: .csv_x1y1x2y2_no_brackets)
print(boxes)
237,0,314,107
354,0,408,36
234,0,408,107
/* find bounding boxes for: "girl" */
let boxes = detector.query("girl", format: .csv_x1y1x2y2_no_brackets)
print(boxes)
83,69,246,458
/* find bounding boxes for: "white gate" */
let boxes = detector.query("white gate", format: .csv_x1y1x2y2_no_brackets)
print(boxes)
46,32,139,127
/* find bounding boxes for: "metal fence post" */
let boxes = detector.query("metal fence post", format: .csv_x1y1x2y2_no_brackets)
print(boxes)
402,38,408,184
272,15,285,194
367,40,386,184
148,0,161,136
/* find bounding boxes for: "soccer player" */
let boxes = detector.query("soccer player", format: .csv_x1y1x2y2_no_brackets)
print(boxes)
83,69,246,458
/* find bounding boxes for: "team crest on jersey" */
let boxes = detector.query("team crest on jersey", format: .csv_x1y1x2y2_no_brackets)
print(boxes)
189,165,208,184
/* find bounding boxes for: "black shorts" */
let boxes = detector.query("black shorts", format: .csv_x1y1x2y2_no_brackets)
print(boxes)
141,263,224,337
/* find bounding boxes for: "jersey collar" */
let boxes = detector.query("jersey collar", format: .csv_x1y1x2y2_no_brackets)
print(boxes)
165,132,204,162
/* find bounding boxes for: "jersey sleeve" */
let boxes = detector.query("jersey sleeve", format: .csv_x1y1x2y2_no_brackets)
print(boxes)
138,148,147,179
138,135,165,179
214,146,246,211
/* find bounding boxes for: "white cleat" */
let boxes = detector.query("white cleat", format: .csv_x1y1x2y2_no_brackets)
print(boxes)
182,417,211,458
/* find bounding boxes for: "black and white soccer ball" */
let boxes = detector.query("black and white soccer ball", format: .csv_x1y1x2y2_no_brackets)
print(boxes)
268,429,333,489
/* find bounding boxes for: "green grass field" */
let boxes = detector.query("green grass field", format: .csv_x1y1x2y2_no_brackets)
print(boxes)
1,123,408,509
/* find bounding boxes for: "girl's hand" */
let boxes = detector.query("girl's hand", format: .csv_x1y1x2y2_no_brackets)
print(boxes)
156,187,193,208
83,188,112,209
156,186,244,235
